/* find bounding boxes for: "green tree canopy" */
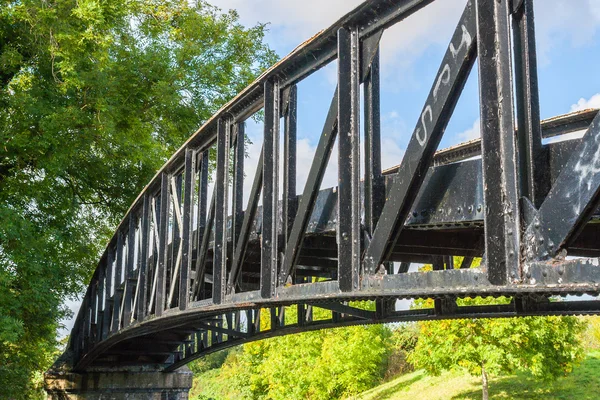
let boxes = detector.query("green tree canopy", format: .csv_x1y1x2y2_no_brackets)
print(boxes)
0,0,277,396
193,305,392,400
409,295,586,400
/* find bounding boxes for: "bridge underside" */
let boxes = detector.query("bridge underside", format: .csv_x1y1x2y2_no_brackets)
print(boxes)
54,0,600,383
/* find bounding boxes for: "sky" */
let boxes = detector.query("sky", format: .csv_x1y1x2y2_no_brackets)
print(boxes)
59,0,600,336
205,0,600,198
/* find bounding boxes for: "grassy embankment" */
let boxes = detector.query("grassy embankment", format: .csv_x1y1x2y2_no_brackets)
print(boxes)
191,351,600,399
355,351,600,400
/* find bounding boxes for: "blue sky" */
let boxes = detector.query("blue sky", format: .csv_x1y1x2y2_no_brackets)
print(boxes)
207,0,600,196
60,0,600,336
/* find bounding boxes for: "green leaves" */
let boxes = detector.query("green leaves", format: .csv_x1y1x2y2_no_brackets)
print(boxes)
1,0,277,396
191,306,392,400
409,279,585,397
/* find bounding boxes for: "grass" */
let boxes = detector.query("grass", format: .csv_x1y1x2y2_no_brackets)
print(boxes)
190,352,600,399
354,351,600,400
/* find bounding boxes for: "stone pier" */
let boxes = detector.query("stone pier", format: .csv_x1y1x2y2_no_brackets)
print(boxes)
44,354,193,400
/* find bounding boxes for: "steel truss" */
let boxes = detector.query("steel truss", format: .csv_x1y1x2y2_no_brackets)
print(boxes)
65,0,600,372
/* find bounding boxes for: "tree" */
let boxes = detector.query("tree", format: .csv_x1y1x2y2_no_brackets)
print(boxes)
409,295,586,400
0,0,277,397
198,304,392,400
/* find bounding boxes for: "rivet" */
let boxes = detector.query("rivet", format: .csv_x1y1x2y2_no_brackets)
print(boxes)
457,207,462,213
477,205,482,212
526,272,532,279
412,212,418,217
539,237,544,245
534,221,540,229
558,266,564,275
468,206,473,213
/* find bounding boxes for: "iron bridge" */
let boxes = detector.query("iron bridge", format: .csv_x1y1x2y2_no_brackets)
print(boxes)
61,0,600,372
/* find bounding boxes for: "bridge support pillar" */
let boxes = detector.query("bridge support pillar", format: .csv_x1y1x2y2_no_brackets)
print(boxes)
44,365,193,400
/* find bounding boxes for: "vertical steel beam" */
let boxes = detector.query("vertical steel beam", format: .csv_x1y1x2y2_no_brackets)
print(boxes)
213,120,230,304
137,194,149,320
180,149,195,310
81,292,91,351
96,260,105,341
476,0,520,284
123,215,135,328
232,123,245,250
364,48,384,236
191,151,209,301
170,174,183,308
101,250,113,340
156,173,170,315
111,232,124,333
512,0,543,205
262,79,280,298
283,86,298,244
337,27,361,292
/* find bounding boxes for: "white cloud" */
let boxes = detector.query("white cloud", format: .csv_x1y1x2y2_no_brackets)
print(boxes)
543,93,600,143
534,0,600,64
209,0,464,83
208,0,363,51
457,118,480,142
209,0,600,78
570,93,600,112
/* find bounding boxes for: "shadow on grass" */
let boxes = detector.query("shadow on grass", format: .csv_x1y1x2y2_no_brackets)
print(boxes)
368,374,425,400
451,354,600,400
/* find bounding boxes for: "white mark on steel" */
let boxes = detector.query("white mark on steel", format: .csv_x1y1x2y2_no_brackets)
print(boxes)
433,64,451,100
449,25,472,59
416,105,433,146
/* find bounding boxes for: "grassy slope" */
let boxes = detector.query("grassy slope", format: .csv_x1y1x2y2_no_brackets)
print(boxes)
355,351,600,400
191,352,600,399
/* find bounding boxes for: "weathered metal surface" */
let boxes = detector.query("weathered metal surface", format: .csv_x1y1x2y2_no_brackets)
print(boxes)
58,0,600,376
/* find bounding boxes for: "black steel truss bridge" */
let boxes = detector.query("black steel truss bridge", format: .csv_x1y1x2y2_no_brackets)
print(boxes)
62,0,600,373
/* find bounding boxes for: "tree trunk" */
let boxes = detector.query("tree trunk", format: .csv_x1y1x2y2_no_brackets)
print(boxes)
481,361,489,400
